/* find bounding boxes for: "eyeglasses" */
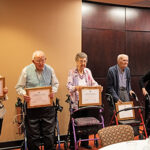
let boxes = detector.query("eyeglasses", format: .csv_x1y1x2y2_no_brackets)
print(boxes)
78,59,87,64
34,59,46,64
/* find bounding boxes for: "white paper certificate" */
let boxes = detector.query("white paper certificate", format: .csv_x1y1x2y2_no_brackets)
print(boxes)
78,86,102,107
26,86,52,108
118,104,133,119
82,89,99,104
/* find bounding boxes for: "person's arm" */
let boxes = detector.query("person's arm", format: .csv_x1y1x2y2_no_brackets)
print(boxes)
15,68,27,96
51,68,59,93
139,71,150,96
85,68,104,92
3,87,8,100
49,68,59,99
66,69,77,93
15,68,31,102
141,88,148,96
86,68,98,86
106,68,120,103
127,68,135,96
127,68,132,92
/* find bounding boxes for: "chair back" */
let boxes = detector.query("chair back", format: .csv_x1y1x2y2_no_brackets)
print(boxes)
98,125,134,147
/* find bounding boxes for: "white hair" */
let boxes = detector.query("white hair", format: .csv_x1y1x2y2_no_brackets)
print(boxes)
32,50,45,60
117,54,128,61
75,52,88,61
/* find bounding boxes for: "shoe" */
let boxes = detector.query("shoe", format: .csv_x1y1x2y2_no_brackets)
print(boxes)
80,145,92,149
69,145,75,150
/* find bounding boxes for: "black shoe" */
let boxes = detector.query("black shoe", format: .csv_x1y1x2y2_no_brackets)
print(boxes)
69,145,75,150
80,145,92,149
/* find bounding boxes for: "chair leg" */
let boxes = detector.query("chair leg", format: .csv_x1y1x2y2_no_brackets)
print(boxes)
94,134,99,148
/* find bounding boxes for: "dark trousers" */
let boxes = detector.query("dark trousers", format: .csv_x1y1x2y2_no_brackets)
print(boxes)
25,107,56,150
118,88,130,102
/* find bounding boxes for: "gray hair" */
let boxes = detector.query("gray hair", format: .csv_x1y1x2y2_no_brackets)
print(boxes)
117,54,128,61
32,50,45,60
75,52,88,61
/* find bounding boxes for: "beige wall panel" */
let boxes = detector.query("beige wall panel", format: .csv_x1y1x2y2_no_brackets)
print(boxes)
0,0,81,142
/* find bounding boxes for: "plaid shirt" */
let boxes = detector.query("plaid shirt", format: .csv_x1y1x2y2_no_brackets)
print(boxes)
67,68,98,110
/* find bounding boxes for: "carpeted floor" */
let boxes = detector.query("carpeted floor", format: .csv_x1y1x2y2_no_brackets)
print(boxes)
13,142,100,150
13,135,101,150
13,134,140,150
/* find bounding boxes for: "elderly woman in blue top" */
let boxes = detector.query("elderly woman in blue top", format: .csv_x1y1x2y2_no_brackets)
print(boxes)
16,50,59,150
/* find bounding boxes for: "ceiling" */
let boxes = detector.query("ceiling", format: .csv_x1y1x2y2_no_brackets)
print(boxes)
84,0,150,8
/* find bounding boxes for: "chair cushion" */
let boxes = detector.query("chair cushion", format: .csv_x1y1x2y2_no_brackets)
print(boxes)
74,117,100,126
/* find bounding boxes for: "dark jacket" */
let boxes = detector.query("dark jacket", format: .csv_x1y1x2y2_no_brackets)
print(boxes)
139,70,150,94
106,65,131,103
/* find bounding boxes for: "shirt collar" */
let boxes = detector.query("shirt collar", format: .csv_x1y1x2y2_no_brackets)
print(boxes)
75,68,85,74
33,63,45,72
117,65,125,73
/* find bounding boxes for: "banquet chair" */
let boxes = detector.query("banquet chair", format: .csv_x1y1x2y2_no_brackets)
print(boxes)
98,125,134,147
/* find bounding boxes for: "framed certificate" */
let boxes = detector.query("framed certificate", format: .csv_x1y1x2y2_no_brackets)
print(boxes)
115,101,135,120
26,86,52,108
78,86,102,107
0,77,5,98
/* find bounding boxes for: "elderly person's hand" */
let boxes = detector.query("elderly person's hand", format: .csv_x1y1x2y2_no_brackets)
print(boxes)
142,88,148,96
3,87,8,95
98,85,103,92
117,99,123,104
49,92,54,99
75,86,82,91
129,90,135,96
23,95,30,102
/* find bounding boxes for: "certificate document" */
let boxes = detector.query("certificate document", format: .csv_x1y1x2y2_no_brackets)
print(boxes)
115,101,135,120
78,86,102,107
82,89,99,104
26,86,52,108
0,77,5,98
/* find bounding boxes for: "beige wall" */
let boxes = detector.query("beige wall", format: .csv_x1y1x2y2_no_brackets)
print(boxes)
0,0,81,142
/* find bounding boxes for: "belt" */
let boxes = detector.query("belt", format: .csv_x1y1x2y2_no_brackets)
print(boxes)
119,87,126,91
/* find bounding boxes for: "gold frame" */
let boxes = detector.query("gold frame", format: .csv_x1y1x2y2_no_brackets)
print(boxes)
115,101,135,120
0,77,5,98
78,86,102,107
26,86,52,108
